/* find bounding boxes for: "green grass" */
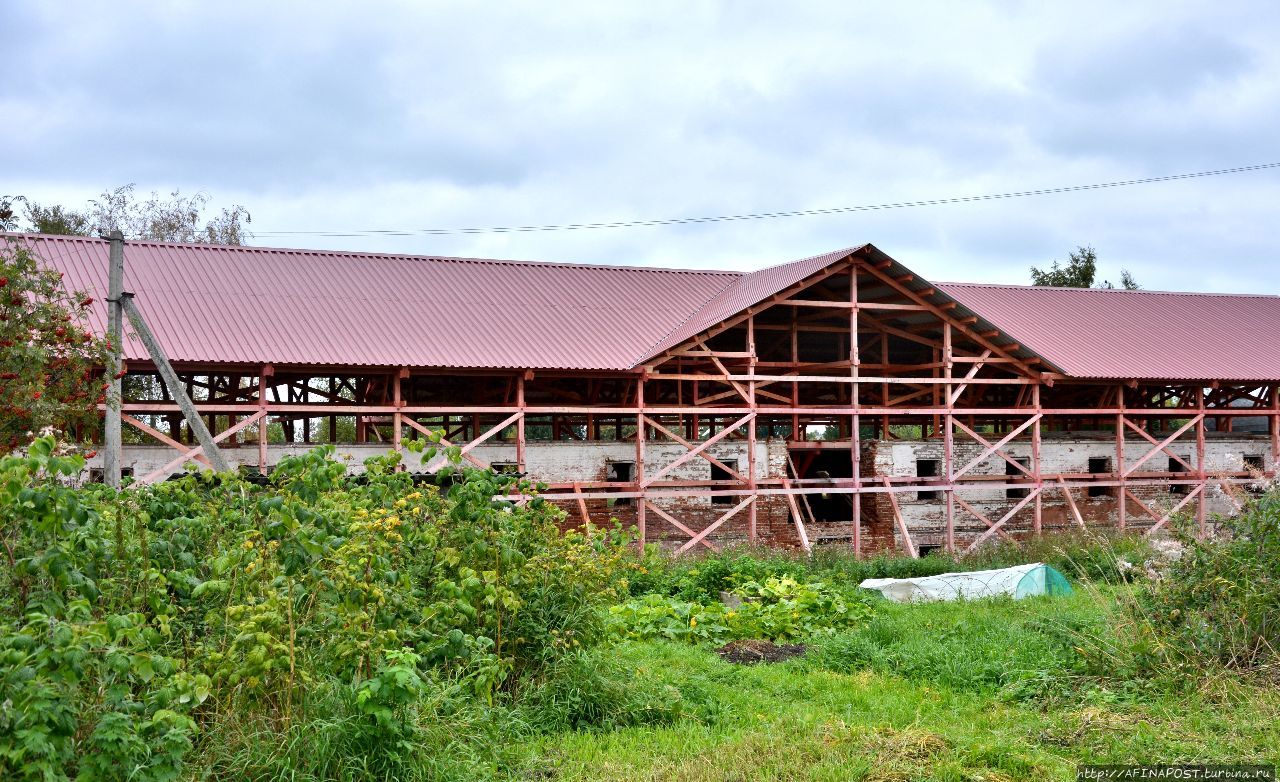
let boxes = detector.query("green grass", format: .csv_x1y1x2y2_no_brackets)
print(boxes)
511,590,1280,781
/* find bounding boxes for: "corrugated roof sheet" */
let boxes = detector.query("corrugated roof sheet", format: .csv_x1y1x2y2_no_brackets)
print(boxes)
641,247,862,360
12,233,1280,381
939,283,1280,381
15,233,736,371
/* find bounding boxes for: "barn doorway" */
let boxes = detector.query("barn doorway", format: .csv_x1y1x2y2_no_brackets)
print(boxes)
788,448,854,522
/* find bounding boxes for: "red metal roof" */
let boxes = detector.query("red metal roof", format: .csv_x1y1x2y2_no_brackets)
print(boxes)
14,233,1280,382
938,283,1280,382
17,234,736,371
641,247,862,360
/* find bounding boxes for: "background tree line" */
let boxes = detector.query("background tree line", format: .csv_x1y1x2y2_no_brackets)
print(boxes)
0,185,252,245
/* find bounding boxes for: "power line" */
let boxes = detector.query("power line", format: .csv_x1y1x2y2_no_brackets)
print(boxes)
254,161,1280,238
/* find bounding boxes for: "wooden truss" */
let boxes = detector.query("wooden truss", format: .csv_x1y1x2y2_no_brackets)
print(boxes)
104,248,1279,555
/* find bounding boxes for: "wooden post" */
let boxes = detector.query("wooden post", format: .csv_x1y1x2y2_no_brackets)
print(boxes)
516,373,527,472
1032,382,1043,535
1117,385,1126,531
119,294,232,473
1197,386,1207,537
1271,384,1280,477
257,365,270,474
850,262,862,555
635,375,646,552
943,322,955,553
747,315,757,542
393,368,405,455
103,230,125,487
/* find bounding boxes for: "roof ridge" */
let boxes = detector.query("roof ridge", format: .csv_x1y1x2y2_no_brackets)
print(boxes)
626,245,866,367
937,280,1280,299
3,232,743,277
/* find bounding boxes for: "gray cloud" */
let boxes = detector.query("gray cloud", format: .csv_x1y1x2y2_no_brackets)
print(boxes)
2,0,1278,294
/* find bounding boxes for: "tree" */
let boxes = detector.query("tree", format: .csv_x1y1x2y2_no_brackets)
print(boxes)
1,185,252,245
0,239,113,453
1030,245,1140,290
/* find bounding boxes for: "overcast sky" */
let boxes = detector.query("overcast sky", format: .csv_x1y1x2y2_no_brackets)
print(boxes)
4,1,1278,292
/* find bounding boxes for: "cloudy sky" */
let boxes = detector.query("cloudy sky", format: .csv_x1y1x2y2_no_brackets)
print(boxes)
4,1,1278,292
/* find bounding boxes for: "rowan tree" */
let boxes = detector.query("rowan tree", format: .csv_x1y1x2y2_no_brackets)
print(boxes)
0,239,112,453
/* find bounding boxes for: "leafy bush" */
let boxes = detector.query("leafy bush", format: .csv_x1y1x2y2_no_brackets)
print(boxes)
0,435,636,780
1134,490,1280,673
611,575,875,645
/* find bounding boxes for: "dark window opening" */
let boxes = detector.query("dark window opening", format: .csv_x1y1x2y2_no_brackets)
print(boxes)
1006,457,1031,499
1088,457,1112,498
1244,455,1266,494
491,462,519,475
607,461,634,506
89,467,134,483
790,449,854,522
710,462,735,505
1168,457,1188,495
916,544,943,557
916,459,940,500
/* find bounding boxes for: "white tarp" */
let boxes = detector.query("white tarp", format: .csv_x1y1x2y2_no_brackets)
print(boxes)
858,562,1069,603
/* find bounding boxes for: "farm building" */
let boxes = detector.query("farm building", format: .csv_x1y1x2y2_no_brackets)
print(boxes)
18,232,1280,556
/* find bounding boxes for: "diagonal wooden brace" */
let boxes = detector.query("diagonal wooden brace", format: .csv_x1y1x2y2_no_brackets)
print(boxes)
643,415,744,482
965,488,1041,552
642,413,755,487
122,414,211,467
1122,416,1201,477
951,416,1040,480
676,495,754,554
138,409,266,484
1143,486,1202,537
643,500,720,553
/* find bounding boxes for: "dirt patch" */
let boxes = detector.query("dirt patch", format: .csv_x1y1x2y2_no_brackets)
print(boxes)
716,639,807,665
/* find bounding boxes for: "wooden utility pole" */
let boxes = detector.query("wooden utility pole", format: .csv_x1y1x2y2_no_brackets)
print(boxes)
103,231,124,488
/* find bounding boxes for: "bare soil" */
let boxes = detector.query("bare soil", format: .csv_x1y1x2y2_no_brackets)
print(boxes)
715,639,807,665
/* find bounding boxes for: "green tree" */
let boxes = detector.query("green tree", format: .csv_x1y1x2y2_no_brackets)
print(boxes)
0,240,113,453
1030,245,1140,290
1,185,252,245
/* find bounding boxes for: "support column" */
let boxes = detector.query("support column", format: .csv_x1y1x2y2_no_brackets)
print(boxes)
1117,385,1126,531
1271,385,1280,477
943,322,955,553
1197,386,1207,537
747,315,757,543
103,230,125,488
393,368,405,455
635,375,646,552
1032,382,1042,535
516,373,527,473
850,262,862,556
257,364,271,474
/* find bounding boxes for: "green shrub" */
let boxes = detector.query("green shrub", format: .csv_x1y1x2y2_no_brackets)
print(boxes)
1134,490,1280,673
0,436,634,780
611,575,876,645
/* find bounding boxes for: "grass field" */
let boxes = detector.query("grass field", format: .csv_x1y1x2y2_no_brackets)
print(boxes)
5,441,1278,781
516,590,1280,781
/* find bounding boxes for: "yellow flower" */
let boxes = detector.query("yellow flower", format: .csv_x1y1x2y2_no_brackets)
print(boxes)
690,617,697,627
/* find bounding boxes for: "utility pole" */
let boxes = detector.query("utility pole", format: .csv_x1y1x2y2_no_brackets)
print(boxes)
103,231,124,488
